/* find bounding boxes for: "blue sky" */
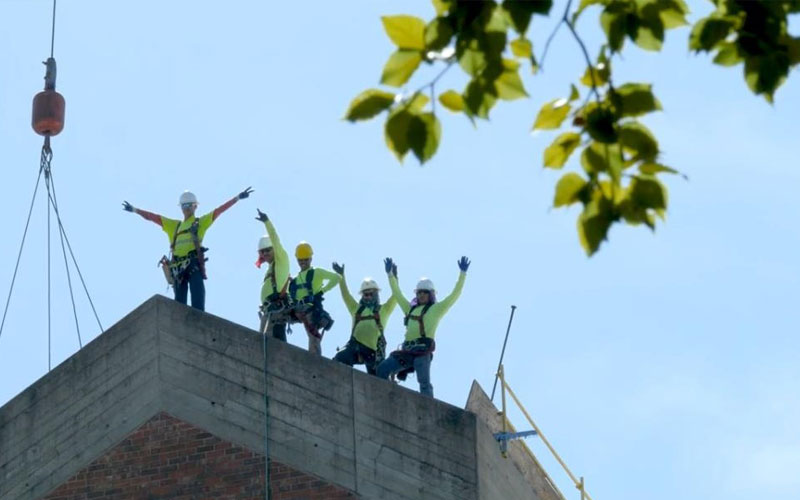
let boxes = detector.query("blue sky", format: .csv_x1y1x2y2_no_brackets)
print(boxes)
1,1,798,500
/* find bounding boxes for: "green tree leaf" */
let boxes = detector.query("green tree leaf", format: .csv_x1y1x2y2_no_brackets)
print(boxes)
613,83,662,117
713,42,742,66
601,10,628,52
585,103,619,143
658,0,689,29
744,53,790,103
344,89,396,122
459,46,488,77
495,66,528,100
578,194,614,256
502,0,553,34
533,98,571,130
639,162,680,176
554,172,587,206
408,112,442,164
633,8,665,51
439,90,465,112
464,79,497,119
510,37,533,58
382,15,426,50
630,176,668,210
544,132,582,169
569,84,580,102
581,142,623,181
580,62,610,87
619,121,659,161
425,17,455,51
689,17,736,52
381,50,423,87
407,93,430,112
432,0,452,16
384,109,414,161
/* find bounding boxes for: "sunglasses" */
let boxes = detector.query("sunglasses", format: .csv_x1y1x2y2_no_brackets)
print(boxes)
259,248,273,253
181,203,195,209
415,290,431,295
361,291,375,297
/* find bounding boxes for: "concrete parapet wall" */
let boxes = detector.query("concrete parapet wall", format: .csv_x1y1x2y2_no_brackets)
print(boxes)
1,295,553,500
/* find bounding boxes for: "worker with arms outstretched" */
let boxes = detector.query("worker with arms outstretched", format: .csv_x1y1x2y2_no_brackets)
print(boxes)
377,256,470,397
255,208,291,341
122,187,253,311
289,242,340,355
332,263,396,375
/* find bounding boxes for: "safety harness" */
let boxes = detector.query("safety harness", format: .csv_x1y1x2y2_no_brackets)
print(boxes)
403,303,434,339
160,220,207,285
288,268,315,303
391,303,436,381
353,303,383,336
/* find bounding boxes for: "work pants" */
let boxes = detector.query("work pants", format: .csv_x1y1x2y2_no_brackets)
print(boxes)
334,339,379,375
377,352,433,397
174,268,205,311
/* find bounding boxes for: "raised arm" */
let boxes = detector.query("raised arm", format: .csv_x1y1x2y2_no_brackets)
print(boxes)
212,186,253,221
332,263,357,314
436,257,470,315
123,201,163,226
385,258,410,314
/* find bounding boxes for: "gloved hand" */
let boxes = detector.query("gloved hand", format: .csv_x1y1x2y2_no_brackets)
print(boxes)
255,209,268,222
332,262,344,275
384,257,394,274
458,256,470,272
392,263,398,277
238,186,254,199
122,201,134,212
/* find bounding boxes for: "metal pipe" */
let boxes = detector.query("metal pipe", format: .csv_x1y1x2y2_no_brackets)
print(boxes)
490,305,516,401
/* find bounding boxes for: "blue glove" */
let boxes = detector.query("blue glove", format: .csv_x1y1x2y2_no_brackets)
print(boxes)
384,257,394,274
458,256,470,272
122,201,134,212
255,209,268,222
332,262,344,275
238,186,254,199
391,263,398,278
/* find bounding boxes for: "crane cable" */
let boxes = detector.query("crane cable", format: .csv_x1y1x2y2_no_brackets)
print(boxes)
0,0,104,369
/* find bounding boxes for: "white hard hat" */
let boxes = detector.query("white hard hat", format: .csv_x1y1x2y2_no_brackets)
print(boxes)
415,277,435,292
258,235,272,250
179,191,198,205
359,278,380,293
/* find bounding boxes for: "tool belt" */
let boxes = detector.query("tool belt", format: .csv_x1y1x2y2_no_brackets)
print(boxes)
390,338,435,381
344,337,385,370
259,294,292,323
160,251,204,286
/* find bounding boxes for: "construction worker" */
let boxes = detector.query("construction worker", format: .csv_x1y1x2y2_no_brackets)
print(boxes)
122,187,253,311
376,256,470,398
289,242,341,355
255,208,291,341
332,263,396,375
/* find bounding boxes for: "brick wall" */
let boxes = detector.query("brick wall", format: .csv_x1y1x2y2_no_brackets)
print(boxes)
43,412,356,500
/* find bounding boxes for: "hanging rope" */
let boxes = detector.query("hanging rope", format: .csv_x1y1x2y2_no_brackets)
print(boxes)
0,169,44,342
45,160,103,337
45,141,52,370
50,0,57,58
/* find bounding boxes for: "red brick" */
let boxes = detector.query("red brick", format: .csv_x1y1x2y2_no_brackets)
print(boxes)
43,412,356,499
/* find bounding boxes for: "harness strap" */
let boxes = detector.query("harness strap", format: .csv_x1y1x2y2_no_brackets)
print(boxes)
353,303,382,336
404,303,433,338
289,268,315,302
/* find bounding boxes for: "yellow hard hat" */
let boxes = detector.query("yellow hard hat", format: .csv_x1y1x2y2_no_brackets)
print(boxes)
295,241,313,259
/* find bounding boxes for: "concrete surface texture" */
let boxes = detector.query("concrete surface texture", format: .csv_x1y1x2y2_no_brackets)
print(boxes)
0,294,561,499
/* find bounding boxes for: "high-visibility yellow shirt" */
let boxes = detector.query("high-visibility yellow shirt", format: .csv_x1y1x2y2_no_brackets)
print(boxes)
260,219,290,303
339,276,396,351
161,213,214,258
389,271,466,341
291,267,341,302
